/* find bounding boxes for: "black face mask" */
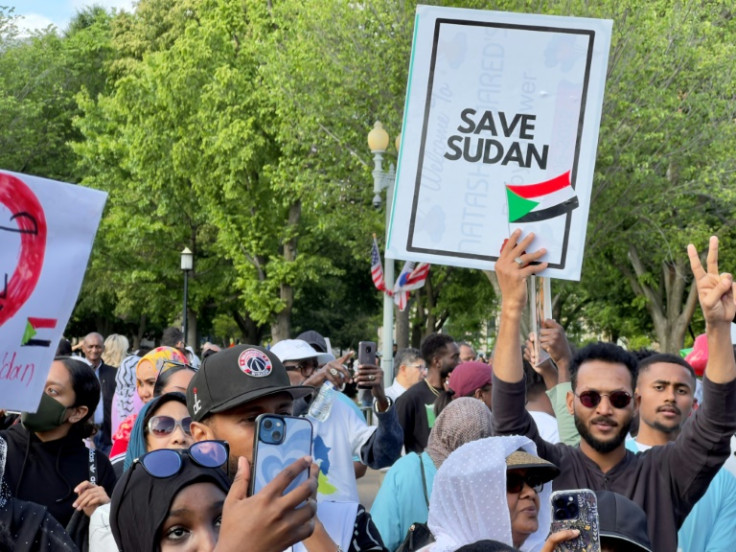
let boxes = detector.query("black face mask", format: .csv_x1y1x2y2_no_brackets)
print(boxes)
21,393,70,433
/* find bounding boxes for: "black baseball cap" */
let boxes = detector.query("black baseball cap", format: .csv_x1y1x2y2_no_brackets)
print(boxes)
596,491,653,552
186,345,314,422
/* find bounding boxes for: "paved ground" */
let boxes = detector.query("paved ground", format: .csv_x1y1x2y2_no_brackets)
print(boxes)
357,467,386,510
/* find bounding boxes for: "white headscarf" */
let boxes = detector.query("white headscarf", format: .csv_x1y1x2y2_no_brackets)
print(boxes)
427,435,553,552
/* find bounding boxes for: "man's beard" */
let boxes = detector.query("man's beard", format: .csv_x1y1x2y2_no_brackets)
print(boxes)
440,364,455,380
575,414,632,454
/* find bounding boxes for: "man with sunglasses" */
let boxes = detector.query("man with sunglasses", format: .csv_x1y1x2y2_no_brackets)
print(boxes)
271,339,403,483
490,231,736,551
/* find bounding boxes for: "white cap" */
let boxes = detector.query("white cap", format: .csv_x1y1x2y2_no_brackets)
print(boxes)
270,339,320,362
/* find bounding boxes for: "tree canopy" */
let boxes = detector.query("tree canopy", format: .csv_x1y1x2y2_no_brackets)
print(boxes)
1,0,734,352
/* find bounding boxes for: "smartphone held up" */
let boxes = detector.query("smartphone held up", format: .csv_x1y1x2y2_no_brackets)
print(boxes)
357,341,377,389
249,414,313,497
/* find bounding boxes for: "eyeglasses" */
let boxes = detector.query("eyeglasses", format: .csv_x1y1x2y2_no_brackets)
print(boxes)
284,359,316,376
506,472,545,494
134,440,229,478
575,390,632,409
147,415,192,437
405,363,428,372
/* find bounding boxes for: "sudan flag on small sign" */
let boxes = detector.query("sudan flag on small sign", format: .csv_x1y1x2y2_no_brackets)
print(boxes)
505,171,579,223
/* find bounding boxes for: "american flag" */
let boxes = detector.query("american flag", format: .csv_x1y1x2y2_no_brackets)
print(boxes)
371,236,386,291
392,261,430,311
393,261,430,292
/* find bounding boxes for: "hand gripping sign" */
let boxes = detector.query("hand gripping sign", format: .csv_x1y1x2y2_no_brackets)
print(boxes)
0,170,106,412
386,6,612,280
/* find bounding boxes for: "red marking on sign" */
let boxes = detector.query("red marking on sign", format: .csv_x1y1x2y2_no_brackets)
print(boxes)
27,317,56,329
0,173,47,328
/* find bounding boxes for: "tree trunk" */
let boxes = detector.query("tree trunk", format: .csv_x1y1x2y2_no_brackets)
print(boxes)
424,276,436,337
396,303,410,349
133,314,147,350
623,246,699,353
232,310,263,345
271,200,301,343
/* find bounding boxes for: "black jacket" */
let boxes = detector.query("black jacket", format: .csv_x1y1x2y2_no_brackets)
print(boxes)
93,362,117,455
492,374,736,552
1,423,117,527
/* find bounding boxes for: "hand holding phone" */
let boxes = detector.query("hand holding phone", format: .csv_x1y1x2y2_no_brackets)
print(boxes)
221,456,319,552
357,341,377,389
549,489,600,551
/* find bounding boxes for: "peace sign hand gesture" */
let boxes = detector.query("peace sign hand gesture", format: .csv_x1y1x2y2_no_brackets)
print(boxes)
688,236,736,326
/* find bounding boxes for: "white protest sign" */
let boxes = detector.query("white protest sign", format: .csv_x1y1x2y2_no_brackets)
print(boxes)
386,6,612,280
0,170,106,412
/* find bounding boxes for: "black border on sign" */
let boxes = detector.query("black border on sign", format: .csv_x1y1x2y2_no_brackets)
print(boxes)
406,18,596,269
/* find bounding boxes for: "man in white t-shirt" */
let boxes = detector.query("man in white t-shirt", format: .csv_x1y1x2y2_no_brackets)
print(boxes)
385,348,427,402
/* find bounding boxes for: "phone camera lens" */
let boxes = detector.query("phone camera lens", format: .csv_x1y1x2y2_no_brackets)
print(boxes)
567,504,579,518
263,419,273,430
272,430,282,441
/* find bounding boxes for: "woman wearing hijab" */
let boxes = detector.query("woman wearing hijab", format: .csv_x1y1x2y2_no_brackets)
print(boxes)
423,436,561,552
109,346,190,471
111,345,151,435
110,443,324,551
371,398,494,551
110,443,231,551
90,392,194,550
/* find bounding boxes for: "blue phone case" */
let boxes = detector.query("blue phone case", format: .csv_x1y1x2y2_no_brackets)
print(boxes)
250,414,313,496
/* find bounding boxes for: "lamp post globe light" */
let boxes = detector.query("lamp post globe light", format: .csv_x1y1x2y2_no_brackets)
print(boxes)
368,121,397,386
180,247,193,346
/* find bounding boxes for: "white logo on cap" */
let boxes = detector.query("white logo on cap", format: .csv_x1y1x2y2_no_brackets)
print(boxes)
238,348,273,377
192,387,202,414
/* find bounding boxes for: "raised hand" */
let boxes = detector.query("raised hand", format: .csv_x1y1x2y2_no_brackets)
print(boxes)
539,319,573,368
496,229,548,312
303,351,354,389
687,236,736,326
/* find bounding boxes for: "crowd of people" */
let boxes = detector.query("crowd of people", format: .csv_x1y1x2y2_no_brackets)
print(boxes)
1,232,736,551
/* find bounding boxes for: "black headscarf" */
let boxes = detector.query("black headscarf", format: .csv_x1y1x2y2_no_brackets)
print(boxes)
110,452,230,551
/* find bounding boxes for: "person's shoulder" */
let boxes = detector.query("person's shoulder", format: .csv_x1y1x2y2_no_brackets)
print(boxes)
100,363,117,374
403,381,429,400
2,422,28,445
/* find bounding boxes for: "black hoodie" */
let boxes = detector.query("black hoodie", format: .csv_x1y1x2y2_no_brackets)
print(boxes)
0,423,117,527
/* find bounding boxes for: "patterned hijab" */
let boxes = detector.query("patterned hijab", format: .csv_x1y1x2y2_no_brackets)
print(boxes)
114,353,142,429
425,397,494,469
428,436,554,552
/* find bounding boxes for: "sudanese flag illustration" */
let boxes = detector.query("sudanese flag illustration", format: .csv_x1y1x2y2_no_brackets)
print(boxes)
505,171,578,223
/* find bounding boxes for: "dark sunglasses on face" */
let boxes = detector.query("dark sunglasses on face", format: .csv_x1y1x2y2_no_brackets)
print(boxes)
576,390,632,409
147,415,193,437
284,359,316,375
134,440,230,478
506,472,545,494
